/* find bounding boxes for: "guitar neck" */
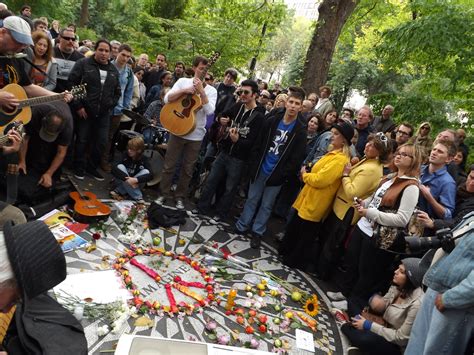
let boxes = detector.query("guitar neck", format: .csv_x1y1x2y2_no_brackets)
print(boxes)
68,176,85,199
19,93,65,108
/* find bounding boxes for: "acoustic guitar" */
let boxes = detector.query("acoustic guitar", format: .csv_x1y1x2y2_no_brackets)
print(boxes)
0,121,24,146
68,176,111,223
160,52,220,136
0,83,86,134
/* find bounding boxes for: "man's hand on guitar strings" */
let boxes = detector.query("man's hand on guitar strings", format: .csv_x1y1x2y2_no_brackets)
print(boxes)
3,129,22,155
229,127,239,143
193,77,204,94
0,91,19,110
62,91,74,103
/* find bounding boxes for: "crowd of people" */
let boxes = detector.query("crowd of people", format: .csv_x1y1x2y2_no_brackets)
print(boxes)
0,4,472,355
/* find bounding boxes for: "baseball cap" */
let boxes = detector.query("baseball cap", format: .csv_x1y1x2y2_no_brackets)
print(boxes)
39,114,65,143
1,16,33,46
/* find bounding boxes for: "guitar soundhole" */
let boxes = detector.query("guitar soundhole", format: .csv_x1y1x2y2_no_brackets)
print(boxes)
1,106,16,114
181,98,190,108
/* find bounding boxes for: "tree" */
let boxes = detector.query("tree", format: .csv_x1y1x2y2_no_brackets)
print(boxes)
301,0,359,94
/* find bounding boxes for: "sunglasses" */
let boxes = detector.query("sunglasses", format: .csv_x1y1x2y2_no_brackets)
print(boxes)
236,89,252,96
61,36,76,41
204,77,211,81
421,126,430,130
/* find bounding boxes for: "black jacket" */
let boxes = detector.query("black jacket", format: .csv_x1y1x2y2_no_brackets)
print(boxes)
433,185,474,231
112,154,153,184
216,103,265,161
3,294,87,355
68,57,121,117
249,111,307,186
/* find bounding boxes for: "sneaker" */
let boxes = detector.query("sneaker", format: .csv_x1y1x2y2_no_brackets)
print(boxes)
87,167,105,181
74,169,85,180
175,199,185,210
110,190,123,201
347,347,362,355
136,199,146,205
250,234,261,249
155,196,165,205
331,300,348,311
331,308,349,324
327,291,346,301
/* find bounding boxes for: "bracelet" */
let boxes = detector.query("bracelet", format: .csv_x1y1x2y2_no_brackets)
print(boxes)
363,320,372,331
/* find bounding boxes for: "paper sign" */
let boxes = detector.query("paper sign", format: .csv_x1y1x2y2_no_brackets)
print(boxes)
295,329,315,352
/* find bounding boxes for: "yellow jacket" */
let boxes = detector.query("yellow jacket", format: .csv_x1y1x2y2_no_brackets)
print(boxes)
333,158,383,225
293,150,350,222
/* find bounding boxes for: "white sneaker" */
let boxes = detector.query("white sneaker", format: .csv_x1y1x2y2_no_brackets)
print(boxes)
331,300,348,310
175,199,185,210
155,196,165,205
327,291,346,301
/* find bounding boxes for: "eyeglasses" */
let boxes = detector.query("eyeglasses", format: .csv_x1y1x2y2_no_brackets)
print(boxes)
421,126,430,130
396,130,411,137
204,77,211,81
395,151,413,159
375,132,388,147
61,36,76,41
236,89,252,96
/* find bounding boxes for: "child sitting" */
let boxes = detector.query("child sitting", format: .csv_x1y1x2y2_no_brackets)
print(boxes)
111,137,153,203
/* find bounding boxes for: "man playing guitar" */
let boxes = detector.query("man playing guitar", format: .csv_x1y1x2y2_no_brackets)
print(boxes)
156,56,217,209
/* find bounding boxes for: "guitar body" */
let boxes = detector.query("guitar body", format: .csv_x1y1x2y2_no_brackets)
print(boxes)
0,84,31,134
69,191,111,223
160,93,201,136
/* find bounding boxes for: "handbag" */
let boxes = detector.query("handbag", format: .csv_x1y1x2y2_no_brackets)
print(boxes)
372,209,411,251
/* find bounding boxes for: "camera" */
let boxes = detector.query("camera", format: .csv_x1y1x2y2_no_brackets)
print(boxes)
405,228,455,253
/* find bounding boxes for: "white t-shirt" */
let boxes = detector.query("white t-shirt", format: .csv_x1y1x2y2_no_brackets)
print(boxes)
164,78,217,141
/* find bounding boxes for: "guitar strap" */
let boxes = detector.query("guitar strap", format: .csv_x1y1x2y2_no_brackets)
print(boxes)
21,56,57,86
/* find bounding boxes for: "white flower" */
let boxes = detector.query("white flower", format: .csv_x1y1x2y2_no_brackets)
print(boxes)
244,300,252,307
97,325,110,336
254,302,262,309
209,266,218,273
246,292,253,298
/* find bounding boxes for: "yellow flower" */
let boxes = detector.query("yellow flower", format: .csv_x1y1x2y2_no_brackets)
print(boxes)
303,296,319,317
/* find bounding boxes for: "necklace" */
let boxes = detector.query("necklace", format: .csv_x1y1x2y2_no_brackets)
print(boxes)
58,49,73,61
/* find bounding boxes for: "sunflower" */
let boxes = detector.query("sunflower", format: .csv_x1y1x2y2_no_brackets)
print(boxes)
303,295,319,317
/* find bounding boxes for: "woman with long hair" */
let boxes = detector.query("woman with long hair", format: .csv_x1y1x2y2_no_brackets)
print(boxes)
318,133,393,280
49,19,60,39
332,143,423,308
279,122,354,273
24,31,58,91
339,258,426,355
409,122,433,161
144,70,173,109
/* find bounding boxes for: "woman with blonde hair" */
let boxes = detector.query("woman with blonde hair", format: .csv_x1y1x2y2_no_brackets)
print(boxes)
409,121,433,161
279,122,354,273
273,93,288,109
331,143,423,309
318,133,393,280
24,31,57,91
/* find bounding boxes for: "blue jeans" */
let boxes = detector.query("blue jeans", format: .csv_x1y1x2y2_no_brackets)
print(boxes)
198,152,244,216
235,171,281,237
115,164,150,200
74,113,110,171
405,288,474,355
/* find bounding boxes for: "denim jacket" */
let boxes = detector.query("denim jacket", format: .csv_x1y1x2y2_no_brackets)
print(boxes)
423,212,474,309
112,62,134,116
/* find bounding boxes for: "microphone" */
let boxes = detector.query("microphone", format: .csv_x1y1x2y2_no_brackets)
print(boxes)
0,53,28,59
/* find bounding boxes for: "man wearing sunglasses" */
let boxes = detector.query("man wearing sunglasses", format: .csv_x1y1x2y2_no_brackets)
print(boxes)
197,80,265,222
53,28,83,93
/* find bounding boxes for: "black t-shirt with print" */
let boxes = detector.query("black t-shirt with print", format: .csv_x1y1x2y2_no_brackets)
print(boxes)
0,57,31,88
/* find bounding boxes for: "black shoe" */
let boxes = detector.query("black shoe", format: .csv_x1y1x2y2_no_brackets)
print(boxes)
87,167,105,181
74,169,85,180
250,234,261,249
